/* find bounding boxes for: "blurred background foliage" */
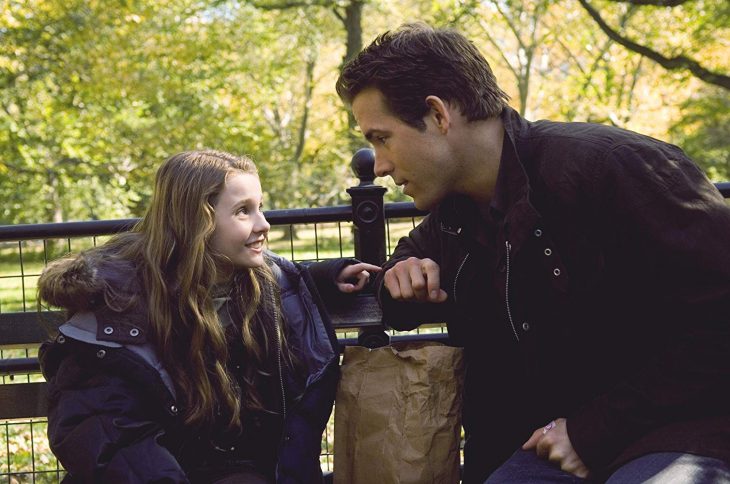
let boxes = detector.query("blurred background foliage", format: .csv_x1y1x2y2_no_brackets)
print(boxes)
1,0,728,224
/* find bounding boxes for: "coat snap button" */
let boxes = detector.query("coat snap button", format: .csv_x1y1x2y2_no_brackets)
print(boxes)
534,229,543,237
522,322,530,331
553,268,561,276
544,248,552,256
170,405,178,415
57,335,66,344
96,349,106,358
103,326,114,335
129,328,140,337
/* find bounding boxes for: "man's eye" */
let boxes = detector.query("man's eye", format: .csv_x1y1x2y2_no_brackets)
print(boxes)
377,136,387,144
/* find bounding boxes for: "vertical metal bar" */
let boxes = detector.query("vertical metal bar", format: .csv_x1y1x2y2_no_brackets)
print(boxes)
4,420,10,475
30,419,36,478
314,224,319,261
337,222,343,257
18,241,26,312
288,224,295,261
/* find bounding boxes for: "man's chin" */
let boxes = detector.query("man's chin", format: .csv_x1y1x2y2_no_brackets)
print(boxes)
412,197,436,211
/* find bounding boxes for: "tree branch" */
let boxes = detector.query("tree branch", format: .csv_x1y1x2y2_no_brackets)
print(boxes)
606,0,689,6
332,7,345,23
248,0,334,9
578,0,730,90
294,52,317,162
477,19,520,81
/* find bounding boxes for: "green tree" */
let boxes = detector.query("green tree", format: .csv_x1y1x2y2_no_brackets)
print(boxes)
670,88,730,180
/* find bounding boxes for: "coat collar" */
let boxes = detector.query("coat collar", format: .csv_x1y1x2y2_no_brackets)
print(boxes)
439,107,541,257
91,252,297,346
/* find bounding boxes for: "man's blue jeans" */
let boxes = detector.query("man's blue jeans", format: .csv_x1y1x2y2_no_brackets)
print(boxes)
484,449,730,483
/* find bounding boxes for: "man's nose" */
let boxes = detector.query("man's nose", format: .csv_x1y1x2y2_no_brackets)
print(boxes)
373,152,393,178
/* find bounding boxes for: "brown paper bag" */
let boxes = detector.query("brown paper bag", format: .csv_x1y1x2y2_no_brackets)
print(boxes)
333,341,464,484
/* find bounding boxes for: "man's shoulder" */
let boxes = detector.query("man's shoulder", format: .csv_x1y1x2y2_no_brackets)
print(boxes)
526,118,654,151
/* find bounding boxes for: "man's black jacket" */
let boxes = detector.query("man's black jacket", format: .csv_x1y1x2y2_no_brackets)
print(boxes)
377,107,730,482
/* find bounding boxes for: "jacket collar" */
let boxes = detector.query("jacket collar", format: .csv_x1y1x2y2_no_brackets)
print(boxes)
92,252,298,346
438,107,541,256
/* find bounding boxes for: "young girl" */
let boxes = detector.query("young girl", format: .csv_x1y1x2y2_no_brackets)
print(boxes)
37,150,379,483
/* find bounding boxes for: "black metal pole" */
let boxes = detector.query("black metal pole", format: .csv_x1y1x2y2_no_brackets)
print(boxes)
347,148,390,348
347,148,387,266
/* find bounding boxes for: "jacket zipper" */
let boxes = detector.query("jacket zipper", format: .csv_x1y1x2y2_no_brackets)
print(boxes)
271,293,286,420
505,240,520,342
453,254,469,305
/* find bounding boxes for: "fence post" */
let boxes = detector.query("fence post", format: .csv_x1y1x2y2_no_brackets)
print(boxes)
347,148,390,348
347,148,387,265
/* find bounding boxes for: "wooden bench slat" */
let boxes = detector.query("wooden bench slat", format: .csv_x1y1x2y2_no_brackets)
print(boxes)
327,293,383,328
0,382,48,420
0,311,64,347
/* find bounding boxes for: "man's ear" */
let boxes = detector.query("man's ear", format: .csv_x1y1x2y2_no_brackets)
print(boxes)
425,95,451,133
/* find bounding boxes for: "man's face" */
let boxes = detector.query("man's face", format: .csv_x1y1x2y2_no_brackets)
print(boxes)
352,88,455,210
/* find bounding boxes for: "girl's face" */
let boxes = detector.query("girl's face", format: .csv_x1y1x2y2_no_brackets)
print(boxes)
210,172,270,270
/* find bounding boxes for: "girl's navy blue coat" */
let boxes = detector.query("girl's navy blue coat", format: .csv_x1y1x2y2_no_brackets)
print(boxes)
39,252,348,483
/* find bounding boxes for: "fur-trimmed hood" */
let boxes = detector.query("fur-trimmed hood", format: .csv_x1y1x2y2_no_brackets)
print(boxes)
38,252,141,314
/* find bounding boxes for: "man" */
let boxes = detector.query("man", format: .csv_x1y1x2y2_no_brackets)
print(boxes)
336,23,730,483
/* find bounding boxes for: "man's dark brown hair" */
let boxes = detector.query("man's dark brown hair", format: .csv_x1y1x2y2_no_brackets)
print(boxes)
336,22,510,130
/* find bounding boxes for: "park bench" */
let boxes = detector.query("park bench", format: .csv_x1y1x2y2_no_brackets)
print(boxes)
1,147,728,480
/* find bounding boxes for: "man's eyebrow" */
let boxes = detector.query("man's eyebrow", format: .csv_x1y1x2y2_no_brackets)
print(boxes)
363,129,385,142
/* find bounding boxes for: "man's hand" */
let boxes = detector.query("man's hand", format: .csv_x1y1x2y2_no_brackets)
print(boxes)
382,257,448,303
522,418,590,478
336,263,382,293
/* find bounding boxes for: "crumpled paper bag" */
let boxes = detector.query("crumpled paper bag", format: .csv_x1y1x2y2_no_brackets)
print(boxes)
334,341,464,484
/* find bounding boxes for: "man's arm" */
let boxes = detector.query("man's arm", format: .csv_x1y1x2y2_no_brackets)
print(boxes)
376,214,453,330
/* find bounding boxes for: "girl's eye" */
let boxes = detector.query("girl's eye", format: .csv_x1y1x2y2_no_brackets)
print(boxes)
237,206,249,215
